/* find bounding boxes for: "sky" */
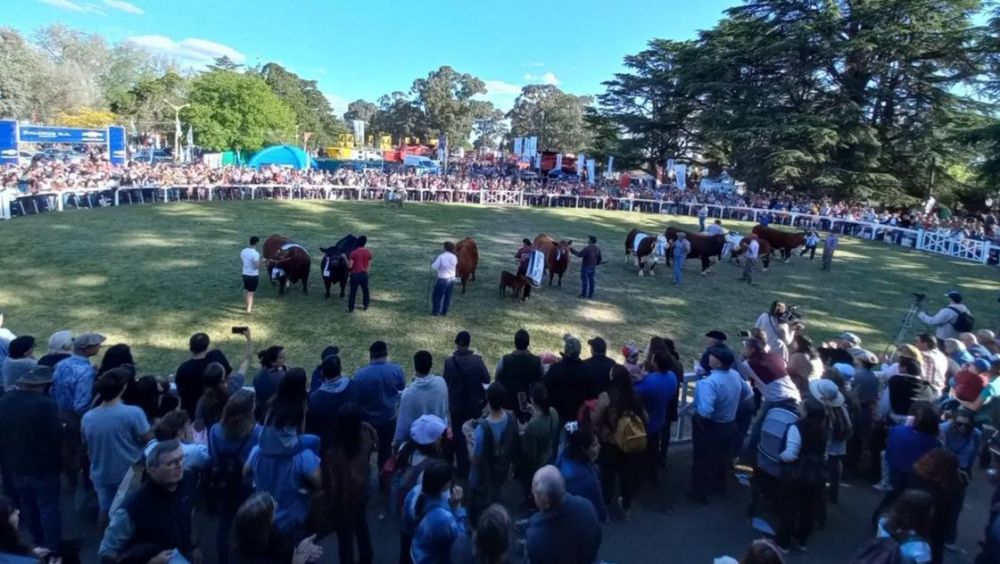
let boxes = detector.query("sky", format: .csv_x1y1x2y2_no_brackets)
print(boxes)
11,0,735,115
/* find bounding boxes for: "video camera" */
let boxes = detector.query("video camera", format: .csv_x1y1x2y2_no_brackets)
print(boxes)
912,292,926,303
781,305,805,323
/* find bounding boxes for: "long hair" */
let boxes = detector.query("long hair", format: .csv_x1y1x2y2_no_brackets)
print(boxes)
642,336,668,373
793,334,816,359
882,489,934,540
221,389,257,441
267,367,307,429
608,365,643,416
198,362,229,428
232,492,276,556
660,337,685,377
130,375,161,422
0,496,30,555
98,343,134,375
913,448,962,493
257,346,284,369
332,406,363,460
475,504,512,564
798,399,829,451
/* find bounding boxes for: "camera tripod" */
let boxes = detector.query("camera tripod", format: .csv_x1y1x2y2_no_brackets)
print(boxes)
886,294,925,356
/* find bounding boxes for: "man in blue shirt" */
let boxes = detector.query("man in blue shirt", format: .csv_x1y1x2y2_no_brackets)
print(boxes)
689,346,751,505
51,332,104,415
353,340,405,469
635,352,678,489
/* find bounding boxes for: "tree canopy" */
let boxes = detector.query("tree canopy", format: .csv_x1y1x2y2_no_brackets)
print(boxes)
183,70,295,152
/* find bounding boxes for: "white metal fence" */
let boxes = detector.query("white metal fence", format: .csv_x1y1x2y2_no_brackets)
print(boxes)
3,183,997,266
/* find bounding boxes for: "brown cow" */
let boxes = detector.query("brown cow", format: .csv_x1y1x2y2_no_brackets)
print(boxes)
752,224,806,262
624,229,666,276
728,235,772,271
533,234,573,287
499,270,531,300
664,227,726,274
455,238,479,294
263,234,311,295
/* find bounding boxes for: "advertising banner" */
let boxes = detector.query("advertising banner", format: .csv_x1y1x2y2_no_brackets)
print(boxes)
19,125,107,144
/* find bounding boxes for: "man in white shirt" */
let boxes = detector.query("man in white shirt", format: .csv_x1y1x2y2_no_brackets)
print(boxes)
431,241,458,316
915,333,947,396
739,234,760,284
706,219,726,236
240,236,261,314
918,290,973,344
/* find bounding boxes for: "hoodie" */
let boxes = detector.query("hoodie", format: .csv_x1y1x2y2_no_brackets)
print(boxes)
525,494,602,564
246,426,320,533
394,375,449,444
2,357,37,391
918,303,970,340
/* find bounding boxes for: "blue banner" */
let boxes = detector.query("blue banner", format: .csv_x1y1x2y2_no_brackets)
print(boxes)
108,126,126,165
19,125,107,144
0,120,16,165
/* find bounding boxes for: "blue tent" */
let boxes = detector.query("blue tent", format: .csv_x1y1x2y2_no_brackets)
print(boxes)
247,144,310,170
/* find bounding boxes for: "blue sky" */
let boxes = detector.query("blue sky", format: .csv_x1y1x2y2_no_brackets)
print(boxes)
13,0,734,114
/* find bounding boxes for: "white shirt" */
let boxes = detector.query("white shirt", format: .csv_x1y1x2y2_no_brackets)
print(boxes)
706,224,725,236
921,349,948,395
754,312,792,360
745,239,760,259
240,247,261,276
431,251,457,280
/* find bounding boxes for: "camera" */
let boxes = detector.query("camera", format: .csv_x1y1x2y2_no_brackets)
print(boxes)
231,326,249,335
781,305,805,322
913,293,926,303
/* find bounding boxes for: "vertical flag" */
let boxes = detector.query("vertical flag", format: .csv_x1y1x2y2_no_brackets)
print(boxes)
586,159,596,185
576,153,584,175
352,120,365,147
555,153,563,172
513,137,523,157
675,164,687,189
607,156,614,175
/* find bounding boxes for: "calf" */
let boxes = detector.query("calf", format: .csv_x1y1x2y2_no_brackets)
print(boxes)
499,271,532,300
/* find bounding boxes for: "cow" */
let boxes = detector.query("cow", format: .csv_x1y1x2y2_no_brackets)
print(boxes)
455,237,479,294
664,226,726,274
263,234,311,295
726,233,772,271
499,271,532,300
319,234,360,298
752,224,806,262
533,234,573,287
624,229,667,276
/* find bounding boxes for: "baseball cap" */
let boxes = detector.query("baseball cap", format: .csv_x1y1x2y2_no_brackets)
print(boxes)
410,415,447,445
974,358,992,372
587,337,607,354
705,330,728,342
838,332,861,346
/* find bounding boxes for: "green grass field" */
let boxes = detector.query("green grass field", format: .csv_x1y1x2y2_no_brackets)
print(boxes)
1,199,996,377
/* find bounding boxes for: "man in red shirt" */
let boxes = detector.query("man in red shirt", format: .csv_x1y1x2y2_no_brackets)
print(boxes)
346,235,372,312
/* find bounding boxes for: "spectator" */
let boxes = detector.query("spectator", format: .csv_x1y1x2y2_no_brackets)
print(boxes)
0,495,53,562
917,291,972,343
354,340,406,469
952,358,991,402
449,503,513,564
875,489,934,564
396,415,450,561
753,302,796,360
207,389,262,564
0,312,14,368
621,342,642,380
944,338,975,368
698,331,728,375
98,343,134,376
816,332,859,367
51,332,104,416
306,353,358,448
879,356,937,423
246,370,323,536
230,493,323,564
939,409,980,549
518,383,560,504
581,337,615,397
394,350,448,448
525,465,602,564
873,402,942,523
195,330,252,432
634,352,678,490
960,332,992,360
314,407,377,564
774,399,828,552
787,334,824,394
544,334,594,425
408,461,467,564
557,421,606,522
740,337,800,449
0,365,62,551
847,349,880,477
81,367,152,523
592,365,647,521
131,375,180,425
253,345,287,421
444,331,491,478
470,382,517,514
175,332,232,418
309,345,339,393
495,329,543,424
36,330,73,368
1,335,36,392
812,378,852,505
98,440,201,564
910,449,963,562
915,334,948,396
144,410,211,472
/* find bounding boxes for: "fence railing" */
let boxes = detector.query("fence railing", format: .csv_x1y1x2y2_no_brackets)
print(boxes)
3,183,996,265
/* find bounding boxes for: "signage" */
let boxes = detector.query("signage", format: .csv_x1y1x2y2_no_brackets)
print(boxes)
19,125,107,144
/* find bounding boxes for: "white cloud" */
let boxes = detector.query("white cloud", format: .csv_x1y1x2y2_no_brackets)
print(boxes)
522,62,545,68
101,0,143,14
523,72,561,86
482,80,521,95
324,92,349,119
37,0,104,14
126,35,245,67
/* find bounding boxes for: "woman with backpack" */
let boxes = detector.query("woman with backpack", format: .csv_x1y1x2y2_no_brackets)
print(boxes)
407,461,468,564
310,406,378,564
556,420,607,523
816,374,854,505
208,389,263,564
517,383,560,505
868,489,934,564
469,383,518,518
774,398,828,552
592,364,647,521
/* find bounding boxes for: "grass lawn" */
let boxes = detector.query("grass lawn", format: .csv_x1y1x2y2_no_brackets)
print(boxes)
1,199,997,377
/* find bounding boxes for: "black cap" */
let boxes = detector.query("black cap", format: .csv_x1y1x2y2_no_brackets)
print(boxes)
705,330,728,342
708,346,735,369
369,340,388,358
588,235,597,244
588,337,607,354
455,331,471,347
522,238,531,246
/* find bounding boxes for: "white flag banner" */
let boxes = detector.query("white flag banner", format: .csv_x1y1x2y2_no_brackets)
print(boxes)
924,196,936,215
576,154,584,174
527,137,537,158
513,138,523,157
675,164,687,190
607,156,614,175
352,120,365,147
555,153,563,172
586,159,596,185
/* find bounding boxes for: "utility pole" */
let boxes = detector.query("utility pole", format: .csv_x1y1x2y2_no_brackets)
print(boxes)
163,100,189,162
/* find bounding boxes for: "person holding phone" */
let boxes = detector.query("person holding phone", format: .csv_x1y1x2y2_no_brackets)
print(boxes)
240,236,261,314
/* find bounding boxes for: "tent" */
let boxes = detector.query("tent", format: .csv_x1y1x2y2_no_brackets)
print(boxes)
247,144,310,170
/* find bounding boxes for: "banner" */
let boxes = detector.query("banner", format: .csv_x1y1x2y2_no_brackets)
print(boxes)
20,125,107,144
108,126,126,166
576,153,584,175
0,120,16,166
513,137,523,157
555,153,563,172
352,120,365,147
586,159,596,185
607,156,614,175
675,164,687,190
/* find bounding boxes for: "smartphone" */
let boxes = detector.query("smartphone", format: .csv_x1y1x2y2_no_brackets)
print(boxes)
231,326,249,335
517,391,530,414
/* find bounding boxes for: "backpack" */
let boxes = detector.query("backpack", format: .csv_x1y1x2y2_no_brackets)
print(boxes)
829,404,853,443
949,307,975,332
756,407,799,478
850,537,903,564
613,410,647,454
206,432,253,515
475,411,520,498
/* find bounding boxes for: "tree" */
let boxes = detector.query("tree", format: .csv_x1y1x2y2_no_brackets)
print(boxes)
53,107,117,127
343,99,378,124
0,28,43,119
473,108,507,151
101,42,168,117
369,92,428,143
259,62,345,147
208,56,242,72
411,66,487,143
29,25,110,118
111,70,188,136
508,84,593,153
184,70,295,152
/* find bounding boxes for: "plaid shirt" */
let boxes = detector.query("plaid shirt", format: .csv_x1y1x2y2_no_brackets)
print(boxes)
51,354,95,414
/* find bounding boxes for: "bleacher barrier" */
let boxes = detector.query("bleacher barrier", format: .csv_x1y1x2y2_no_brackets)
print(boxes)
1,183,995,266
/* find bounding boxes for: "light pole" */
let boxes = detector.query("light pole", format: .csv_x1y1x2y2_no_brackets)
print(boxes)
163,100,189,162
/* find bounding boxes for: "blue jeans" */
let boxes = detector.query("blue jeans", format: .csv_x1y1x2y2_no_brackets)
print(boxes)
432,278,455,315
580,267,596,298
699,216,706,231
13,473,62,550
673,257,685,284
